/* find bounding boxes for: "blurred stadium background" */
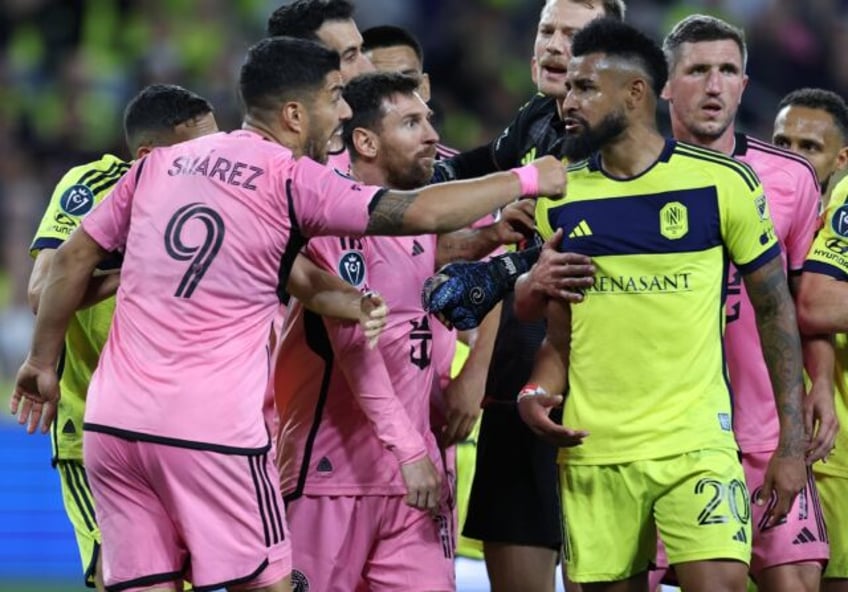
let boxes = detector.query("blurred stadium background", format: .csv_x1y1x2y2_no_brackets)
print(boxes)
1,0,847,589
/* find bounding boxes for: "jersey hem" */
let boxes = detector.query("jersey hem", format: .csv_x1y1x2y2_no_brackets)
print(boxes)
557,442,739,466
736,243,781,275
83,423,271,455
802,260,848,282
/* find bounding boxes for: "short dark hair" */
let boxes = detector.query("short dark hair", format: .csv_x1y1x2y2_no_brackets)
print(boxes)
663,14,747,72
239,36,340,115
123,84,213,153
267,0,355,40
544,0,626,21
342,72,420,159
361,25,424,66
778,88,848,142
571,18,668,96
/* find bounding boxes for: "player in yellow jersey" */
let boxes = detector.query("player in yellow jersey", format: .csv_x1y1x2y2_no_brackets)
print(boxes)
517,18,808,592
789,92,848,592
24,84,218,591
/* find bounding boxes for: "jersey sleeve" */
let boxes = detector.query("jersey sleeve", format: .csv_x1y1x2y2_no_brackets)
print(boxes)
289,157,385,238
719,172,781,273
785,166,821,272
803,178,848,280
30,166,98,256
304,236,428,465
81,160,140,252
490,98,536,170
534,196,559,242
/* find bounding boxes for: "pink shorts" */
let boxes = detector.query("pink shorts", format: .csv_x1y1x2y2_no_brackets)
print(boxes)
84,431,291,591
286,489,456,592
650,450,828,582
743,450,828,577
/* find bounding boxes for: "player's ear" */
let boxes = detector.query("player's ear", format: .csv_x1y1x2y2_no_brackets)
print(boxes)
418,72,431,103
135,145,152,159
836,146,848,172
352,127,379,160
281,100,306,134
627,77,648,109
660,79,671,101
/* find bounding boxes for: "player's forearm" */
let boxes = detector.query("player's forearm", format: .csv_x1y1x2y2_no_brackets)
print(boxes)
78,273,120,309
288,254,361,322
326,319,428,463
435,226,502,268
30,239,103,366
744,259,807,457
514,270,547,322
797,273,848,335
454,303,501,396
802,335,835,393
527,299,571,394
367,172,525,236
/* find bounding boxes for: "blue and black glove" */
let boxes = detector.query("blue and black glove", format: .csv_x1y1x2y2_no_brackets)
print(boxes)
422,247,541,330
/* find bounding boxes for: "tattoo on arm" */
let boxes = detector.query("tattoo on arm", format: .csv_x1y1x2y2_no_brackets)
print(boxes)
744,257,806,456
366,190,416,235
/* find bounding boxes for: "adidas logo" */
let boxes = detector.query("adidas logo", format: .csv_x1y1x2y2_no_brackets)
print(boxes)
792,527,817,545
732,528,748,543
568,220,593,238
62,419,76,434
316,456,333,473
412,240,425,256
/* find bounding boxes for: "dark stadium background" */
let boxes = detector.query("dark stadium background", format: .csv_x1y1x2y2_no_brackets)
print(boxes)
1,0,846,589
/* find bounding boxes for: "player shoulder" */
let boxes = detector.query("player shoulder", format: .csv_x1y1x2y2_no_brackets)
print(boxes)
672,140,759,191
743,135,819,189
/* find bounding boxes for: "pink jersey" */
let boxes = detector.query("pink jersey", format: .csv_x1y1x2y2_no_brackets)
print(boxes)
725,133,820,453
275,232,445,496
326,148,352,176
81,130,384,453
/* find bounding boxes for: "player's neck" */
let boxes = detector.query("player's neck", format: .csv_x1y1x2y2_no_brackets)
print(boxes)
350,159,389,188
598,125,667,178
672,122,736,155
241,119,305,158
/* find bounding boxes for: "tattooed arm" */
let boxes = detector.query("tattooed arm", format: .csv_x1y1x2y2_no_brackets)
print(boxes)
365,156,565,236
743,256,808,526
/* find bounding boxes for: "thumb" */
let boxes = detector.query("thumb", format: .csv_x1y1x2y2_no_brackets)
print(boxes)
543,228,563,251
756,480,773,507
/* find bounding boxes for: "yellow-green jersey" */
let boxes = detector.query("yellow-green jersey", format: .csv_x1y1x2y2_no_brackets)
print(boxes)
30,154,130,463
803,175,848,477
536,139,779,465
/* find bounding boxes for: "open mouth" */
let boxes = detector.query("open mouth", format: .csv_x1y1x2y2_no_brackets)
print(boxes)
563,117,583,133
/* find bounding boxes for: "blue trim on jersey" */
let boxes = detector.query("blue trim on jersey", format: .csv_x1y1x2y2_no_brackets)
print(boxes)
31,237,65,253
802,260,848,282
550,186,721,257
735,243,781,274
587,138,676,180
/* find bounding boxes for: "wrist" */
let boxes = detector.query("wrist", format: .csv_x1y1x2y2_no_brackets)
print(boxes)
517,383,547,403
509,164,539,197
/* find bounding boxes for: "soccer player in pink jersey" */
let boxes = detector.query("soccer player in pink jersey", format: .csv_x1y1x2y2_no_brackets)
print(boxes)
274,71,530,592
776,88,848,592
10,37,566,592
649,15,828,592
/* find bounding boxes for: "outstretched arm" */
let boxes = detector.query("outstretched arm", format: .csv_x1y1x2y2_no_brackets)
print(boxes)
744,256,807,526
366,156,565,236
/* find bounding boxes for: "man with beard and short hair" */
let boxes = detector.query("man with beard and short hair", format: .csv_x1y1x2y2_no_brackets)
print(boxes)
649,15,830,592
518,17,808,592
773,88,848,204
274,71,530,592
781,89,848,592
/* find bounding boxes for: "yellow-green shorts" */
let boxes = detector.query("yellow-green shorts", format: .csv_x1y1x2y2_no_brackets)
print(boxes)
560,448,752,583
815,471,848,579
57,459,100,587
